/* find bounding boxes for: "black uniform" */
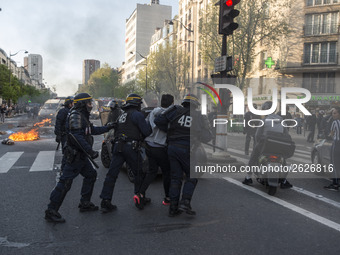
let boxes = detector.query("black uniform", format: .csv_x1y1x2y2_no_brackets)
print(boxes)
100,94,152,212
155,94,211,216
45,93,112,223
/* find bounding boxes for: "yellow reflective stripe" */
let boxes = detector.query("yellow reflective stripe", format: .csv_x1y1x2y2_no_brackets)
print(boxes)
126,97,141,101
184,96,198,102
74,97,92,102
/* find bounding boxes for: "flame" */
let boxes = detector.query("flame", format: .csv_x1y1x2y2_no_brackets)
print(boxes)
34,118,52,127
9,128,39,141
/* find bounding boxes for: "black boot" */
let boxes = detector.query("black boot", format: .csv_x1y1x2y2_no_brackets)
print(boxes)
45,209,66,223
78,201,99,212
101,199,117,213
168,201,181,217
179,199,196,215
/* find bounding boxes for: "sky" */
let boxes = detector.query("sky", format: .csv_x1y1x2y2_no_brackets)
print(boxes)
0,0,178,97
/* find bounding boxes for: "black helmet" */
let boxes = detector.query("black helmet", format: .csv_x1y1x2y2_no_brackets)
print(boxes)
73,93,93,111
182,94,200,107
261,101,273,110
107,99,118,109
64,96,74,107
124,93,142,107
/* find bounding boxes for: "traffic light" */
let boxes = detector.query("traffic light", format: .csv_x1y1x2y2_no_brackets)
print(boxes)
219,0,240,35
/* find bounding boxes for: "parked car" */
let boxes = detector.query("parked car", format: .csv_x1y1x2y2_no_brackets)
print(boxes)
311,136,332,176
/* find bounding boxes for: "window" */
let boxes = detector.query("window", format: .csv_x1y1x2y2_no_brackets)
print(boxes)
305,12,338,35
303,42,337,64
307,0,338,6
303,72,336,93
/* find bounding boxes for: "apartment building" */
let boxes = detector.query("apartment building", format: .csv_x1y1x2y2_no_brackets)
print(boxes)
82,59,100,86
249,0,340,111
177,0,211,93
122,1,171,84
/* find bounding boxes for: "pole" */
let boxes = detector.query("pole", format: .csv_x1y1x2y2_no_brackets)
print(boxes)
145,58,148,94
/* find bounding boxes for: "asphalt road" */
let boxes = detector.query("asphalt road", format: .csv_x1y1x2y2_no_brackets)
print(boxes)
0,115,340,255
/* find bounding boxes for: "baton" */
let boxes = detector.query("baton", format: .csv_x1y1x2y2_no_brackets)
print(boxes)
56,141,61,151
69,133,99,169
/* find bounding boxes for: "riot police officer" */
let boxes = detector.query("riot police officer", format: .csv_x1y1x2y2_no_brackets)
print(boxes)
45,93,114,223
55,96,74,170
154,94,212,217
107,99,122,123
100,93,152,212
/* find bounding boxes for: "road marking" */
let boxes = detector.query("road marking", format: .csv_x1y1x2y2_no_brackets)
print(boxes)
292,186,340,210
29,151,55,172
227,148,311,164
0,152,24,173
223,177,340,232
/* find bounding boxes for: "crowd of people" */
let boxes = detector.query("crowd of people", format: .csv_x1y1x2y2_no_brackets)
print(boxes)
0,102,38,123
45,92,212,223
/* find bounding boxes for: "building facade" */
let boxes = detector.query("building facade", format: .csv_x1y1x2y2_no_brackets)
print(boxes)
82,59,100,86
122,1,172,84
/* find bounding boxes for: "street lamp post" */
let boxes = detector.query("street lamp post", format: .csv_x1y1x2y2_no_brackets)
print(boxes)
130,51,147,94
7,50,28,105
169,19,194,93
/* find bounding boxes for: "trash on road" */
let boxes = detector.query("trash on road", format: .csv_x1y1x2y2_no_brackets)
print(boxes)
1,138,14,145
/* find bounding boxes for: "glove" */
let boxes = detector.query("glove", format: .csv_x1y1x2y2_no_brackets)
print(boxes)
106,122,116,130
55,135,61,143
89,150,99,159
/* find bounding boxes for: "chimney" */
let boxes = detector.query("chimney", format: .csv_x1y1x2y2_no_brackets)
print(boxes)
151,0,159,4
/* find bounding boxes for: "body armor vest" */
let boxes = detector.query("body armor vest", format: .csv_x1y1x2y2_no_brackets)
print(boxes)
114,109,141,141
168,107,191,141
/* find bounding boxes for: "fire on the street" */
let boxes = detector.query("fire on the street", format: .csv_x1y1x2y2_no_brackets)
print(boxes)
9,128,39,141
8,118,52,142
34,118,52,127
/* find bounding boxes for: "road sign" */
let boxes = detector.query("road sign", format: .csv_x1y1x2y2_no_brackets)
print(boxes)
215,56,227,72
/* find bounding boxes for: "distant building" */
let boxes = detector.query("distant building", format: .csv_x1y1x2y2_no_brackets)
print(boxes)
122,0,172,84
83,59,100,85
25,54,43,86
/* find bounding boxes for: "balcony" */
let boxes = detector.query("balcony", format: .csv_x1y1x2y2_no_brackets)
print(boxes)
303,24,339,36
302,52,338,65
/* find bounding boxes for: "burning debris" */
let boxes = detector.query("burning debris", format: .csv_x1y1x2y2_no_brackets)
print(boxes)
34,118,52,127
2,138,14,145
5,118,52,142
9,128,39,141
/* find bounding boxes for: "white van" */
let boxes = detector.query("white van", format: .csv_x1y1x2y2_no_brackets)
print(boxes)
38,99,63,121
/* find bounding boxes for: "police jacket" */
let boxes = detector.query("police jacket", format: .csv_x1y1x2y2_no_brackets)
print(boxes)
154,105,212,146
54,107,70,137
114,107,152,141
67,108,109,155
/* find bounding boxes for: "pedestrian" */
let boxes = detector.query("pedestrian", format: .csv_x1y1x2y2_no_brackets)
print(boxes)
45,93,114,223
316,110,324,138
320,108,334,139
306,112,317,143
154,94,212,217
295,114,303,135
0,103,7,123
99,93,152,213
244,104,260,155
54,96,74,171
277,106,293,132
138,94,174,207
324,106,340,191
